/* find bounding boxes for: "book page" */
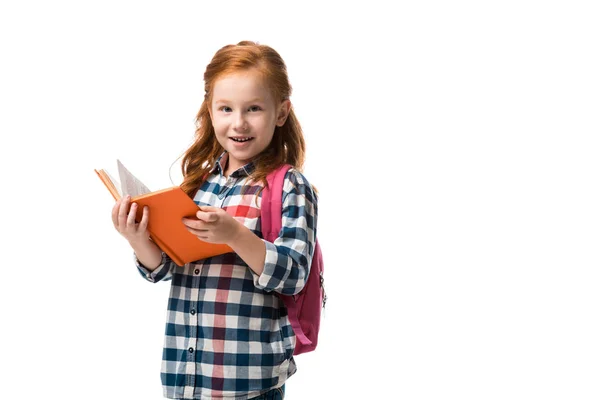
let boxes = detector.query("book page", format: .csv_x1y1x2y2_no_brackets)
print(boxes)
104,169,122,197
117,159,151,197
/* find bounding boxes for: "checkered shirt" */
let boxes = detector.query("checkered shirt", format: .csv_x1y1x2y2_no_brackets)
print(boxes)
136,153,318,400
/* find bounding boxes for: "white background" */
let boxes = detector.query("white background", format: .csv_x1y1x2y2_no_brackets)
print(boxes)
1,1,599,399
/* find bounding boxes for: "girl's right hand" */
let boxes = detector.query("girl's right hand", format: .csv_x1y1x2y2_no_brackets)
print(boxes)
111,195,150,245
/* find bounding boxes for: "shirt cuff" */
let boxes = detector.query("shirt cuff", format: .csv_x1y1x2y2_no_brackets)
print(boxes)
254,240,284,291
135,252,170,283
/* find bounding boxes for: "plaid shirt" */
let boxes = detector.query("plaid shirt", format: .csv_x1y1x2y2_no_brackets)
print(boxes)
136,153,318,400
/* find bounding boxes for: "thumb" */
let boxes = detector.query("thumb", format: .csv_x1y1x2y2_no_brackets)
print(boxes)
199,205,220,212
196,206,219,222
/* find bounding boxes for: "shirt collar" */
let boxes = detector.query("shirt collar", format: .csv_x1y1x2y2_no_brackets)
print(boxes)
210,152,255,178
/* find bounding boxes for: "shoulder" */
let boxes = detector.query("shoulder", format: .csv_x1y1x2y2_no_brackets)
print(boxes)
284,167,310,186
283,168,318,203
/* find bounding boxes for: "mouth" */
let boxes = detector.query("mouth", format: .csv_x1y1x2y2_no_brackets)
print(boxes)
230,137,254,143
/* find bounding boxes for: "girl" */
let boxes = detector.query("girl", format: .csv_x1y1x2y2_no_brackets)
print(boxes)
111,41,317,400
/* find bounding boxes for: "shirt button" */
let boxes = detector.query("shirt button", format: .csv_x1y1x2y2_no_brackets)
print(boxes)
190,309,196,315
188,347,194,353
194,269,199,274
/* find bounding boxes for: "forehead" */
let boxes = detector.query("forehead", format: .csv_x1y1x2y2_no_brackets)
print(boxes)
212,70,273,102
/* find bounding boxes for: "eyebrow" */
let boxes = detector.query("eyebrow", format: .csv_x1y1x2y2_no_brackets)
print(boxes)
214,98,265,104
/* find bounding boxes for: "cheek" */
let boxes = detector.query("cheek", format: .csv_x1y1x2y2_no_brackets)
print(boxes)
211,119,228,134
252,116,273,131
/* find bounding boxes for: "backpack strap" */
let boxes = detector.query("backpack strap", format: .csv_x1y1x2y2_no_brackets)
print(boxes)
262,165,290,241
262,164,312,346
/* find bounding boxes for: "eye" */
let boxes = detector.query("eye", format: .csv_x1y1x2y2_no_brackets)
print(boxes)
248,105,262,112
219,106,232,112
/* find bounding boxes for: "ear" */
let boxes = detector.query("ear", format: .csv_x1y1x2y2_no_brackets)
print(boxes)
276,100,292,127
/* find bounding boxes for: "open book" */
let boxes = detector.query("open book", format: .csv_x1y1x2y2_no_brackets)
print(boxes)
95,160,232,266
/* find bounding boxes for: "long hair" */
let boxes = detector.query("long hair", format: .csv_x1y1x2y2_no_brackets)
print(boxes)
180,41,306,198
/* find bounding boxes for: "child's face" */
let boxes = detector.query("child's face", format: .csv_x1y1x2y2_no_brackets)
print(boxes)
210,70,289,174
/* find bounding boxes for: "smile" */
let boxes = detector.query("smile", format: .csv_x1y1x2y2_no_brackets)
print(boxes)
231,137,253,142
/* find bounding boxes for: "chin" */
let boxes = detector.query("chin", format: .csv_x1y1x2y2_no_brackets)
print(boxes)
228,150,255,162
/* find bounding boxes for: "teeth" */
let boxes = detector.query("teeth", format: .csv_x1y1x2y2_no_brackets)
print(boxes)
232,137,252,142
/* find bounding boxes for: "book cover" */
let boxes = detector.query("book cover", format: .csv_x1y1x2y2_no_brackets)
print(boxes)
95,160,233,266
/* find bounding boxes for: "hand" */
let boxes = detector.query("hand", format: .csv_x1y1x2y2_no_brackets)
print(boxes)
182,206,242,245
111,195,150,245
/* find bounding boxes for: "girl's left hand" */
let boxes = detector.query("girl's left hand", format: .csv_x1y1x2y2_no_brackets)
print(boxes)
182,206,242,245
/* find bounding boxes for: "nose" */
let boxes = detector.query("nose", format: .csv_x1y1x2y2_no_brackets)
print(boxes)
233,112,248,132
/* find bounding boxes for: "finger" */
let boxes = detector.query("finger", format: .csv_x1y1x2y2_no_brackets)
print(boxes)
138,206,149,232
196,210,218,223
194,231,212,241
127,202,138,228
184,225,210,239
118,196,131,227
199,205,220,212
182,217,210,231
111,199,121,228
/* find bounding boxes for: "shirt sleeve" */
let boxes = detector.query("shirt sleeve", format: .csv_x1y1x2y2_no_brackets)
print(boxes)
135,251,175,283
255,169,318,295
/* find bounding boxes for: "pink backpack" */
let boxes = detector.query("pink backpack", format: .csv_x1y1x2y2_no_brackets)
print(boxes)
261,164,325,355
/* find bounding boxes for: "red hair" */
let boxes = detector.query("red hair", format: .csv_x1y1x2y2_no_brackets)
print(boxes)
180,41,306,197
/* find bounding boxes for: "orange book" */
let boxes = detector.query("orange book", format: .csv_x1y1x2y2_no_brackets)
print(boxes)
95,160,233,266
